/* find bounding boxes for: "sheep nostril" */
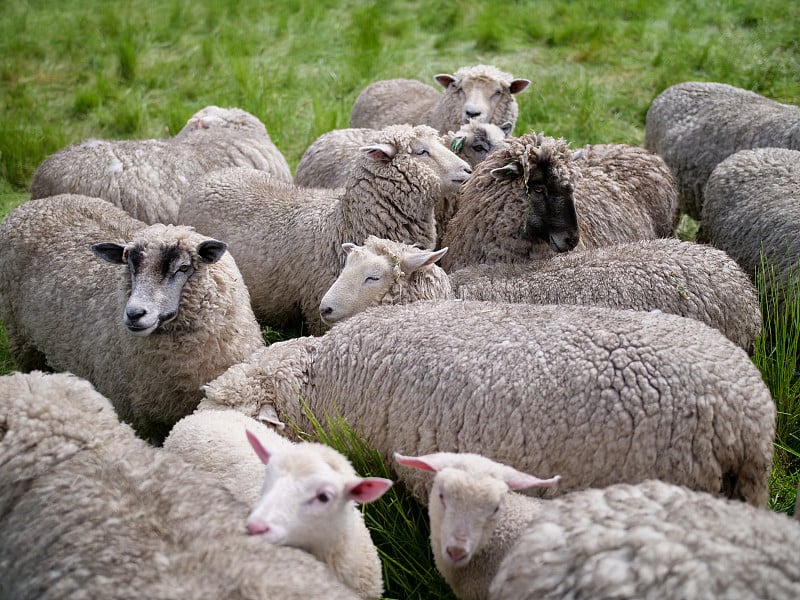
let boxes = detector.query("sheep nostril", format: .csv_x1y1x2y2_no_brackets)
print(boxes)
320,306,333,317
125,306,147,321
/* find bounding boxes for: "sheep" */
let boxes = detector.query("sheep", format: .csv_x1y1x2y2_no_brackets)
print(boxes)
163,409,392,599
177,123,472,332
200,300,775,508
29,105,292,224
319,235,453,325
0,370,359,600
440,132,679,272
644,81,800,220
699,147,800,289
394,452,800,600
318,236,760,351
490,478,800,599
349,64,530,135
0,194,265,443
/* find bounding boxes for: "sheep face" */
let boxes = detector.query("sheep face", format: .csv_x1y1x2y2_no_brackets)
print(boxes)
450,121,513,167
435,71,530,125
91,236,227,336
246,432,392,553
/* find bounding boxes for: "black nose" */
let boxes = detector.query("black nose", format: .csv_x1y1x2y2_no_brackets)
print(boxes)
465,110,481,118
126,306,147,321
320,306,333,317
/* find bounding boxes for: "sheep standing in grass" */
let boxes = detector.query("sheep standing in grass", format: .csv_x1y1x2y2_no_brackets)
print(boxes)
349,64,530,135
440,133,678,271
319,235,452,325
644,81,800,219
0,370,359,600
164,409,392,599
0,195,264,443
29,105,292,224
178,124,472,332
201,301,775,507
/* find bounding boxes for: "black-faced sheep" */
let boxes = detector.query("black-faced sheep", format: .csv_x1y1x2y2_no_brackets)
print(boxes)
29,105,292,224
440,132,678,272
0,195,264,443
178,124,472,332
644,81,800,220
201,301,775,508
0,370,359,600
349,64,530,135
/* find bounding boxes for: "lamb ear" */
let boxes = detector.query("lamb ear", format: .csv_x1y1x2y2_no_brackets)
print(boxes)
346,477,394,504
394,452,454,472
246,429,273,465
434,74,457,90
360,143,397,162
491,162,522,180
197,240,228,263
509,79,531,94
91,242,128,264
399,247,448,274
504,470,561,491
342,243,358,255
500,121,514,137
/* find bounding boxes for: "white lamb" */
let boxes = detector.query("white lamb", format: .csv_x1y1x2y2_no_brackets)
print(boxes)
164,409,392,599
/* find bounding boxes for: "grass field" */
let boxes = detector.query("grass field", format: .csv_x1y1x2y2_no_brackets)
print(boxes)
1,1,799,598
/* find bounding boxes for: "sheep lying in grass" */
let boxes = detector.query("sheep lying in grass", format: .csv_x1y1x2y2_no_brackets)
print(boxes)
164,409,392,599
178,124,471,332
396,452,800,600
0,370,359,600
645,81,800,220
349,64,530,134
440,133,678,271
0,195,264,443
319,235,759,351
201,301,775,507
29,105,292,224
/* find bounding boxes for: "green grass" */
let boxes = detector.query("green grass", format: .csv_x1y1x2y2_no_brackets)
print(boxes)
1,0,799,594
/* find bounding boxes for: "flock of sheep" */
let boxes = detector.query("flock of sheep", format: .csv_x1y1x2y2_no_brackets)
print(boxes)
1,64,799,599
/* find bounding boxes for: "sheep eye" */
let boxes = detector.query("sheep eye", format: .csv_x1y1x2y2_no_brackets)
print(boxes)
365,276,381,283
316,492,331,503
177,264,191,273
414,148,430,156
492,504,500,515
438,492,445,506
472,143,487,153
531,185,545,194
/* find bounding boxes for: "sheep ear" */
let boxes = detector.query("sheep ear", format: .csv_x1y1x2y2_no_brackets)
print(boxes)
342,243,358,255
360,143,397,162
257,405,285,431
490,162,522,180
197,240,228,263
394,452,453,472
434,74,456,90
450,135,465,153
509,79,531,94
504,471,561,491
500,121,514,137
91,242,128,264
346,477,394,504
246,429,272,465
400,247,448,274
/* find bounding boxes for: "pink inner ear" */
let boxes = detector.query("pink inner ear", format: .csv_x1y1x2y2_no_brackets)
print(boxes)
506,473,561,491
347,477,393,504
394,453,438,472
246,429,271,465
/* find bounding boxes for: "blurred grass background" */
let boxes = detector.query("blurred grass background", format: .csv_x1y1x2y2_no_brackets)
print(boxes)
1,1,798,597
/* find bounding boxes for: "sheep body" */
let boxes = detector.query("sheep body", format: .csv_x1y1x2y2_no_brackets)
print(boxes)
0,195,264,442
441,133,678,271
164,409,391,599
0,370,358,600
201,301,775,507
491,478,800,599
29,105,292,224
349,65,530,134
644,81,800,219
178,124,471,332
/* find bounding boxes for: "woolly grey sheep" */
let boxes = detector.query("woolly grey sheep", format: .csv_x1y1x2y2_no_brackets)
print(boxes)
319,235,452,325
394,451,561,600
440,133,678,271
164,409,392,599
349,64,530,134
29,105,292,224
0,195,264,443
0,370,359,600
644,81,800,219
201,301,775,507
178,124,472,332
699,147,800,288
491,478,800,599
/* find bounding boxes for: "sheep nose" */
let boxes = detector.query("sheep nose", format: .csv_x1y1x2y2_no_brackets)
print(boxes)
320,305,333,318
125,306,147,322
446,545,469,563
465,109,482,119
246,519,270,536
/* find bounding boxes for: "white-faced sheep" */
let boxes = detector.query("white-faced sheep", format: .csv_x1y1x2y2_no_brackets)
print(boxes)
491,478,800,599
644,81,800,220
177,124,472,332
319,235,452,325
318,236,760,351
29,105,292,224
349,64,530,135
395,452,800,600
164,409,392,599
0,195,264,443
200,301,775,507
440,132,679,271
0,370,359,600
